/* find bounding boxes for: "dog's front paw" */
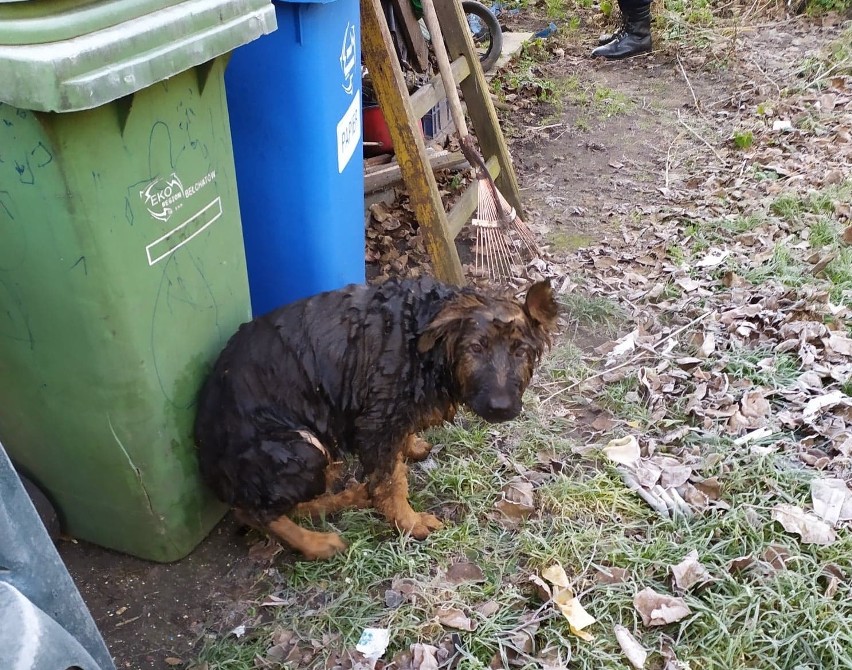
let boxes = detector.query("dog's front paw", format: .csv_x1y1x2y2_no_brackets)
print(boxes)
397,512,444,540
300,532,347,560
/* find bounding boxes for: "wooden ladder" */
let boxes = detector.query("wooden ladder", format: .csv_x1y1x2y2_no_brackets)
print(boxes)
361,0,523,285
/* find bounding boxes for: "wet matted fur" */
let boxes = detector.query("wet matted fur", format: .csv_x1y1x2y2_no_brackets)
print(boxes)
195,277,558,559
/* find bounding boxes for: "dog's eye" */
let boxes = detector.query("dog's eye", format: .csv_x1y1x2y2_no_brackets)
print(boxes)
470,341,485,354
513,344,528,359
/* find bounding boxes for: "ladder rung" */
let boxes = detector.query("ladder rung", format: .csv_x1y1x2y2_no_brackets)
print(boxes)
409,55,471,120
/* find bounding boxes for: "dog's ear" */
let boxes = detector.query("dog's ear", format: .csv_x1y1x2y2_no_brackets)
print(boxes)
523,280,558,332
418,295,479,353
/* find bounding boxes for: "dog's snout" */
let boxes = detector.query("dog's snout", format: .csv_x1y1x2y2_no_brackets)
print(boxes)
489,394,514,414
472,391,520,423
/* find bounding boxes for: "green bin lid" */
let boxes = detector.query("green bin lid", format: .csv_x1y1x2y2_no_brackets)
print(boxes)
0,0,277,112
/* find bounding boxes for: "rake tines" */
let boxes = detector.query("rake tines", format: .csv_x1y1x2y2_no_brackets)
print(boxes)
471,178,542,280
473,220,515,280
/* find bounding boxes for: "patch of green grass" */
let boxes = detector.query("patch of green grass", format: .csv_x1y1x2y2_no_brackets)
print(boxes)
547,230,594,252
732,129,754,150
544,0,567,19
741,243,808,289
573,115,590,131
558,292,627,335
721,345,802,388
809,217,838,248
591,85,632,117
667,244,686,265
806,0,852,15
824,247,852,305
598,374,651,427
539,339,592,386
794,24,852,88
756,182,852,305
769,193,806,221
719,213,765,236
192,357,852,670
561,79,633,120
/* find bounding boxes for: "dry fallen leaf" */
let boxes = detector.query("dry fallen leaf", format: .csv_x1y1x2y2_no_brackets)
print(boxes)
411,643,440,670
609,330,639,360
436,607,477,631
810,478,852,526
529,573,553,601
445,561,486,584
595,566,630,584
670,550,712,591
553,588,596,641
802,390,848,422
655,456,693,489
542,563,571,589
771,503,837,545
540,563,595,640
633,587,691,627
726,555,756,574
602,435,641,465
614,625,648,669
761,544,790,572
495,478,536,521
821,564,845,598
164,659,183,667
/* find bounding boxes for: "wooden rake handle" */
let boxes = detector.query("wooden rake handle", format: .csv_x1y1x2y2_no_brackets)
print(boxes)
419,0,469,139
420,0,509,223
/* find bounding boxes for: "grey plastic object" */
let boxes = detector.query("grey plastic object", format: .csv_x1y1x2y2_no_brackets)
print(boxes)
0,443,115,670
0,0,277,112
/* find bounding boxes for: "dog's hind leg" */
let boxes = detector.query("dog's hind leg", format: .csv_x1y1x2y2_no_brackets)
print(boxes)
292,483,371,520
266,515,347,560
370,451,443,540
403,434,434,462
238,429,349,560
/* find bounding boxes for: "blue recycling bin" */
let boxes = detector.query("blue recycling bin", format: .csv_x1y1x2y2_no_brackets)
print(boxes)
225,0,365,316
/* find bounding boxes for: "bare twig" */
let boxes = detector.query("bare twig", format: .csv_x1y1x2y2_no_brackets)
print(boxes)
676,54,703,115
676,110,725,163
542,310,714,404
525,122,563,132
748,55,783,97
664,134,684,191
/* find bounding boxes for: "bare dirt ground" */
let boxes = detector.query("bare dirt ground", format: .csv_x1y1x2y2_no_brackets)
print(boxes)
58,7,851,669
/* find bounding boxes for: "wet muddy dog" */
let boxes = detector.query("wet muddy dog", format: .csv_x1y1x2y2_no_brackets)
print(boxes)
195,277,558,560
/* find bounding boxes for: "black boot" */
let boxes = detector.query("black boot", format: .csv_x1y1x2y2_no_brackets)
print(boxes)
597,16,626,46
591,5,652,59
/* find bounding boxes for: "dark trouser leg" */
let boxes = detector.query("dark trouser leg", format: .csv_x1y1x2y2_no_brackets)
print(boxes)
592,0,652,59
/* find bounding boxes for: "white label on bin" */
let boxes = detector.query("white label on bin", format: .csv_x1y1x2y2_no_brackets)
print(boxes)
337,91,361,173
146,197,223,266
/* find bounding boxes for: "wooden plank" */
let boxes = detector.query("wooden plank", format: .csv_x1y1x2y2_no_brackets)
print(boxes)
387,0,430,72
432,0,524,216
409,55,470,120
447,155,500,238
361,0,464,285
365,150,468,194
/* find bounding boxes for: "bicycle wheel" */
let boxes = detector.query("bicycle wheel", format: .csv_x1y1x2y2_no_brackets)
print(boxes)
461,1,503,72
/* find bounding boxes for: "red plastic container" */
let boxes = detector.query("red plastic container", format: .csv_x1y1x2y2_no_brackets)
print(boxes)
363,104,423,157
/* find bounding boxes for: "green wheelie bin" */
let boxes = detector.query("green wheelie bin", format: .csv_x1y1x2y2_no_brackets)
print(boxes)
0,0,276,562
